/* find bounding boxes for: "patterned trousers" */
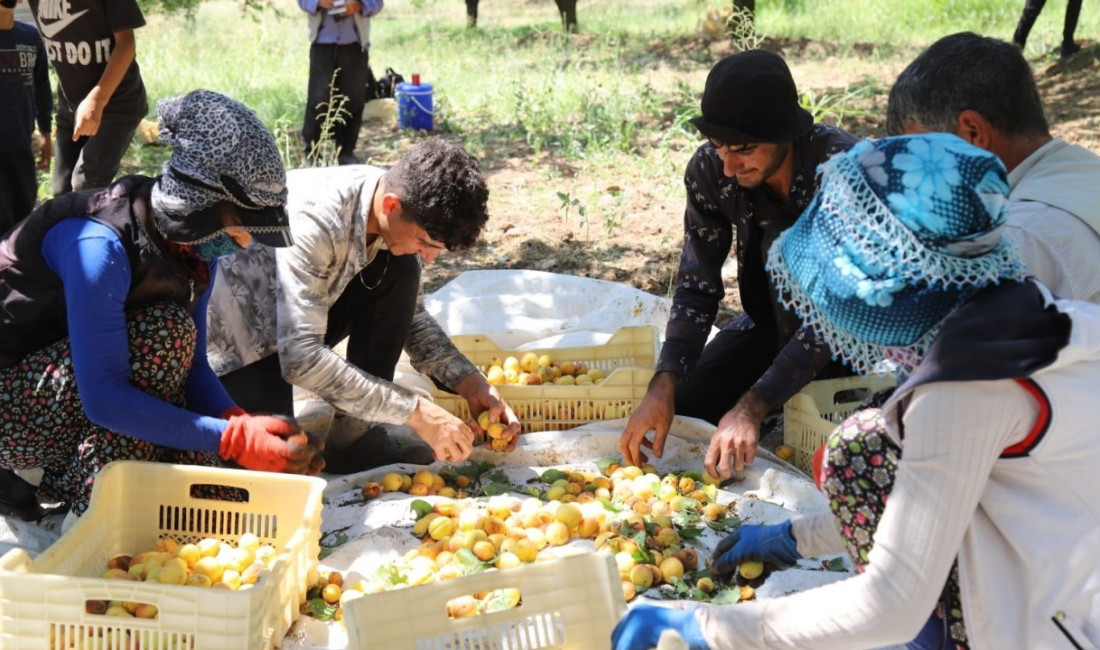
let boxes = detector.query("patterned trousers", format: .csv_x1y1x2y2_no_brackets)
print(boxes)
0,302,226,516
822,408,969,649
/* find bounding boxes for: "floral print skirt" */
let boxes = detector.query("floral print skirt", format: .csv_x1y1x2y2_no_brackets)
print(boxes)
0,302,226,516
821,407,969,649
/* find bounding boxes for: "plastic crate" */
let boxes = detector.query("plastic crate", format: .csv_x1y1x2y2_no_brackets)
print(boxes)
0,461,326,650
783,374,899,475
447,326,657,374
345,551,626,649
435,367,654,433
434,326,657,433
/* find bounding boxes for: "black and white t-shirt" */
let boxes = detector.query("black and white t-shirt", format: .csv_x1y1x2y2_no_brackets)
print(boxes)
27,0,146,112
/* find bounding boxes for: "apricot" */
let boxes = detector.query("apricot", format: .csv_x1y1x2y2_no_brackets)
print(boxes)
659,557,685,583
628,564,653,589
739,561,764,580
775,444,796,462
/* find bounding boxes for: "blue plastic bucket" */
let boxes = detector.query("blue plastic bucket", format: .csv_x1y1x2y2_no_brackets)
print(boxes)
396,82,434,131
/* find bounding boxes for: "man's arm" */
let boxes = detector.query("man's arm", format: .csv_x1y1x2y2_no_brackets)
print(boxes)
274,223,419,425
32,32,52,171
72,29,136,139
705,329,832,476
620,147,734,466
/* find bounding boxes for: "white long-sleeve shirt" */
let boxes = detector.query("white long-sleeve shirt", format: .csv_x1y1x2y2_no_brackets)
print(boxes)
695,298,1100,649
1005,138,1100,305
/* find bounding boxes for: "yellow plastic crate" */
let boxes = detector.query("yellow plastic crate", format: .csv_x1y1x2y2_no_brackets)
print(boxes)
0,461,326,650
435,367,654,433
447,326,657,374
434,326,657,433
345,552,626,649
783,374,899,475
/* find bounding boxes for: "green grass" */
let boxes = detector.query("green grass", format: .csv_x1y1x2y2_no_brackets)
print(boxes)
45,0,1096,188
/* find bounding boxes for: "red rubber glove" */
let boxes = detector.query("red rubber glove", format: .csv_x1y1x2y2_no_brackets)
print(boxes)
219,414,314,473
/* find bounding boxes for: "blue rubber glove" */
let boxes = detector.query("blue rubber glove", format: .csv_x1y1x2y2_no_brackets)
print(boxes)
711,520,801,576
611,604,711,650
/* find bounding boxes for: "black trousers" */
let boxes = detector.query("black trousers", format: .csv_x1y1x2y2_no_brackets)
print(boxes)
0,150,37,235
302,41,370,162
219,250,420,415
673,325,781,425
674,319,850,425
1013,0,1083,47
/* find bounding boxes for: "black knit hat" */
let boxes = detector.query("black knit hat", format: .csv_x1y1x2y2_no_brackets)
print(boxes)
690,50,813,145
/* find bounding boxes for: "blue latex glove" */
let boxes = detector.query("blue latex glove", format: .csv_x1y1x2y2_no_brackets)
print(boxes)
612,604,711,650
711,520,801,576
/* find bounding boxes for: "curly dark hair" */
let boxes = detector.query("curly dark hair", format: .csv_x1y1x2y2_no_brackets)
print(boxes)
384,139,489,251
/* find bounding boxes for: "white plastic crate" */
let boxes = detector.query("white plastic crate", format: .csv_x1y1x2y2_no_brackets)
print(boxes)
783,374,899,474
345,552,626,649
433,327,657,433
0,461,326,650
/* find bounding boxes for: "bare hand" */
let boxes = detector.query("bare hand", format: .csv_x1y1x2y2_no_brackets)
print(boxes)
704,391,770,478
346,0,362,13
618,372,676,467
456,372,521,452
316,0,335,9
72,94,105,140
37,132,52,171
406,398,476,462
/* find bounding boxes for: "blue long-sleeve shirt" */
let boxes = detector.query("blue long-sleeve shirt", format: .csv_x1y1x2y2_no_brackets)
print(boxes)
0,19,52,152
41,218,236,452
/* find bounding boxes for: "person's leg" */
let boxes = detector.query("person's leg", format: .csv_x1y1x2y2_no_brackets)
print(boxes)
554,0,577,30
0,150,37,234
334,43,369,164
218,353,295,416
322,251,432,471
821,409,969,649
69,109,144,192
1061,0,1082,55
303,42,337,164
31,303,217,515
326,250,419,381
1013,0,1047,48
51,106,79,196
465,0,478,27
673,318,779,425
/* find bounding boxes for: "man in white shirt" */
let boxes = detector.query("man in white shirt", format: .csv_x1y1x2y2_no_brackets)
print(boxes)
886,31,1100,304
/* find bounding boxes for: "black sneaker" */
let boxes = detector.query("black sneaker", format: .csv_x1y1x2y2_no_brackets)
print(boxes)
0,468,45,521
322,426,434,474
1060,41,1081,58
337,152,363,166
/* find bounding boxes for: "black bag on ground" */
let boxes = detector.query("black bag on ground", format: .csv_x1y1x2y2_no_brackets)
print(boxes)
366,66,405,100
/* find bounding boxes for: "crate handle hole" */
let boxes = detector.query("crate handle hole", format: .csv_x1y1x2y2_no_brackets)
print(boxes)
188,483,251,503
85,599,159,619
445,587,523,619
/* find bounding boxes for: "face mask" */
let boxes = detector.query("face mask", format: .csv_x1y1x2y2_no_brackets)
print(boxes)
189,233,244,261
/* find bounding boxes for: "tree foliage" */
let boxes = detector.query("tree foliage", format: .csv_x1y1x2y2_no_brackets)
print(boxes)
137,0,272,18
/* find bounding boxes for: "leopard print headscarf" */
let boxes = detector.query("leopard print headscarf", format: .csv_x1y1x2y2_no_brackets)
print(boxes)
151,90,289,244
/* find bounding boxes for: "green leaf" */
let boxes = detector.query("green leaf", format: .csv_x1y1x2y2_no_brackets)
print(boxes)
410,499,434,519
539,468,569,484
675,497,699,513
678,526,705,539
824,557,847,572
706,515,742,533
597,498,623,513
306,598,338,621
710,589,743,605
321,531,349,549
688,588,711,601
488,469,510,484
681,470,704,482
374,563,408,588
480,482,512,496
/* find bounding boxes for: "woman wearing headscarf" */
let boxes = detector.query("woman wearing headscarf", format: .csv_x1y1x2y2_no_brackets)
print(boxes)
612,134,1100,649
0,90,321,521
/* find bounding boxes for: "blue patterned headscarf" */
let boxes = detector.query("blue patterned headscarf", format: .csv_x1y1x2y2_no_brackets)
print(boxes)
767,134,1026,376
